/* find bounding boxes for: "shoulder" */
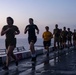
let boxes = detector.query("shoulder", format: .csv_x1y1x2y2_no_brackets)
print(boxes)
49,31,52,34
2,25,8,29
43,31,46,34
26,25,30,27
13,25,19,29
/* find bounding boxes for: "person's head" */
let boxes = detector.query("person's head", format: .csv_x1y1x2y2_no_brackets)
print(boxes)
63,27,66,31
29,18,34,25
55,24,58,29
67,28,70,31
7,17,14,25
45,26,49,31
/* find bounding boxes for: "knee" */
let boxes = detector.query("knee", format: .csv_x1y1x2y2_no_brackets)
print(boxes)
7,52,11,56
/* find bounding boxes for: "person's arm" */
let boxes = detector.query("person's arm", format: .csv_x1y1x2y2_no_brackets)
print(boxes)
42,32,44,39
1,27,10,36
24,26,28,34
14,26,20,35
35,25,39,34
50,32,53,39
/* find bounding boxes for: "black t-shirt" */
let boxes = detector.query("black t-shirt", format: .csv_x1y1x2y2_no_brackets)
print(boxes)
67,31,72,38
53,28,60,37
2,25,19,40
25,24,38,37
62,31,68,38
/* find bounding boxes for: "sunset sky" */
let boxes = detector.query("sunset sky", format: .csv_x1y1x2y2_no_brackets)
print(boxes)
0,0,76,38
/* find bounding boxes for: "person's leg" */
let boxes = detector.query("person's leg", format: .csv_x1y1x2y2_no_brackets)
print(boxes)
54,38,56,49
3,46,11,70
30,41,36,62
9,46,18,66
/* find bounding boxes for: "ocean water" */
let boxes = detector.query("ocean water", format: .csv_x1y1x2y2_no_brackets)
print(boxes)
0,38,54,50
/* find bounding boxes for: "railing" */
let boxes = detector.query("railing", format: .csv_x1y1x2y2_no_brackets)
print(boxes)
0,46,26,55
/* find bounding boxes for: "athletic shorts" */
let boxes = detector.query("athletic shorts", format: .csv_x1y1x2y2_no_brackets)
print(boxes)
28,36,37,44
5,38,16,49
43,40,51,48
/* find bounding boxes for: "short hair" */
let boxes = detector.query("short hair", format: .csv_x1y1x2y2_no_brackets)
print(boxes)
7,17,14,24
45,26,49,29
29,18,33,21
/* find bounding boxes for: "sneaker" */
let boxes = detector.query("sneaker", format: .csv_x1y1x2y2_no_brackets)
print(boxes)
15,61,18,66
2,66,8,70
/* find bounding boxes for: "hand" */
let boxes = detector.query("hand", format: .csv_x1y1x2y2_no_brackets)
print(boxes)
37,30,39,34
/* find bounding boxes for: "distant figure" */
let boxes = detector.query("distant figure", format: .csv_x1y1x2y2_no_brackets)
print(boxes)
53,24,60,49
73,29,76,47
24,18,39,62
67,28,72,48
42,26,53,56
1,17,20,70
61,27,68,48
59,29,63,49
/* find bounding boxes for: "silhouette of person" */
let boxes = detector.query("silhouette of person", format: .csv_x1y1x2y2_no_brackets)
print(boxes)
42,26,53,57
53,24,60,49
24,18,39,62
1,17,20,70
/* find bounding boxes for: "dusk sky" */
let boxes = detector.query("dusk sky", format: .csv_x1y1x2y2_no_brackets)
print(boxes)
0,0,76,38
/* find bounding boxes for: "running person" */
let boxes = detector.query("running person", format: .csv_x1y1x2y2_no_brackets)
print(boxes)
61,27,68,48
42,26,53,56
24,18,39,62
53,24,60,49
59,29,63,49
1,17,20,70
67,28,72,48
73,29,76,47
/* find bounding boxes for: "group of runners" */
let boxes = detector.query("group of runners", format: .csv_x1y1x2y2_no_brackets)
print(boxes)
0,17,76,70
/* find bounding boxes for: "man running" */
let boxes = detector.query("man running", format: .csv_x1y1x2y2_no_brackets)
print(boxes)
61,27,68,48
67,28,72,48
53,24,60,49
24,18,39,62
73,29,76,47
42,26,53,57
1,17,20,70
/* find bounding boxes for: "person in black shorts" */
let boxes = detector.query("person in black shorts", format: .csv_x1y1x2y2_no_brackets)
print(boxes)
42,26,53,56
1,17,20,70
67,28,72,48
59,29,63,49
53,24,60,49
73,29,76,47
24,18,39,62
61,27,68,48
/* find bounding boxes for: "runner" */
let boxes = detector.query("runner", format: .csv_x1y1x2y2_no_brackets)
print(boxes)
53,24,60,49
59,29,63,49
67,28,72,48
24,18,39,62
1,17,20,70
42,26,53,57
73,29,76,47
61,27,68,48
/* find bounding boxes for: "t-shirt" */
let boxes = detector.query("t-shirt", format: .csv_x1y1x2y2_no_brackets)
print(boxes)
73,32,76,39
25,24,38,37
42,31,53,41
67,31,72,38
61,31,68,38
2,25,19,40
53,28,60,37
